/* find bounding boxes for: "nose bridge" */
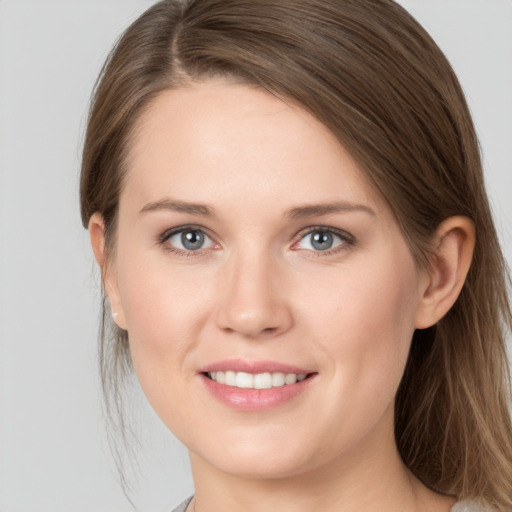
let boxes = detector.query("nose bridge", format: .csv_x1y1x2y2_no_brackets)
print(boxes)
216,242,292,338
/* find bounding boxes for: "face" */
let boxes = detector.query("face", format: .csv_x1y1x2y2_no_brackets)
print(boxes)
102,80,428,479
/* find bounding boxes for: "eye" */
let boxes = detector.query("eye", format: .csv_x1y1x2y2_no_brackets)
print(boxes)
294,228,353,252
163,227,216,252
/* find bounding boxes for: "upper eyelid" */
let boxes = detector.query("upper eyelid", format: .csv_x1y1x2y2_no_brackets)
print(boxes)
294,225,355,242
159,224,214,242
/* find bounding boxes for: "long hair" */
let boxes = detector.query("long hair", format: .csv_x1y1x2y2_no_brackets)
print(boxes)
80,0,512,508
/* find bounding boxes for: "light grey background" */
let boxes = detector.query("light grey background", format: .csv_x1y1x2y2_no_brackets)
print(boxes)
0,1,510,511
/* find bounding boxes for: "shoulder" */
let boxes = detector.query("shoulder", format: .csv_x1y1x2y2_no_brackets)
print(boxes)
170,496,193,512
451,501,497,512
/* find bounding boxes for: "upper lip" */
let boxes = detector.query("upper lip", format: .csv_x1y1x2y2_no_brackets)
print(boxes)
198,359,314,375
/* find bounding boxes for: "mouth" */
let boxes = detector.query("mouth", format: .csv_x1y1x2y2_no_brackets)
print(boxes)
204,371,312,389
199,361,317,411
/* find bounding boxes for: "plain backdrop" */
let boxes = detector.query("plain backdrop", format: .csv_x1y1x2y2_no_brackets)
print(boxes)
0,1,511,511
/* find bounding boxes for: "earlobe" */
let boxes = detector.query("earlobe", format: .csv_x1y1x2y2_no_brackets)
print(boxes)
88,213,127,330
414,216,475,329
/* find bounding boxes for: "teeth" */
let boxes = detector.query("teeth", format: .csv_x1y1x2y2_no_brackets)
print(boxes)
284,373,297,385
254,372,272,389
236,372,254,389
207,371,309,389
272,372,285,387
225,371,236,386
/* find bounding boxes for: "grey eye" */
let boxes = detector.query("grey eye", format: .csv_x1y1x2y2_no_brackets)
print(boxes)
168,229,214,251
297,230,345,251
311,231,334,250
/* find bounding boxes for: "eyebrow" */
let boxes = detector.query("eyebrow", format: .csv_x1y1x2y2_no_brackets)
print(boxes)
139,198,375,219
139,199,215,217
285,202,376,219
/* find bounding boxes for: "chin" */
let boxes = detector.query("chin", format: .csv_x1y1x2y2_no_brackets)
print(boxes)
187,426,330,480
207,452,314,480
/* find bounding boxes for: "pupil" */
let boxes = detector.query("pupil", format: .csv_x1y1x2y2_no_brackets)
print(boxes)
311,231,333,250
182,230,204,250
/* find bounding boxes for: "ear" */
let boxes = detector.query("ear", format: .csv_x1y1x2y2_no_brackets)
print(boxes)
88,213,127,330
414,216,475,329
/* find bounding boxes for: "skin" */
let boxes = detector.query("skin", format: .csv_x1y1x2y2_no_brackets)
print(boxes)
90,80,474,512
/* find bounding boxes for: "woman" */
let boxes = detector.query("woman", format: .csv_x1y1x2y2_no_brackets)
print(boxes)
80,0,512,511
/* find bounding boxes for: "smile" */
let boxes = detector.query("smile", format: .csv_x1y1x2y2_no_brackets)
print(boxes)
200,363,316,411
207,371,308,389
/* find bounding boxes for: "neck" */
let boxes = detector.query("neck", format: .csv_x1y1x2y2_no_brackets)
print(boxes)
187,410,454,512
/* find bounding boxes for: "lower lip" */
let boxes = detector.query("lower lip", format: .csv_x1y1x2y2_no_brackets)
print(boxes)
200,374,315,412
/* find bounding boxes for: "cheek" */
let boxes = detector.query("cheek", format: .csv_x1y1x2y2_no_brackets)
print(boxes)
308,250,419,399
114,250,220,424
114,247,215,370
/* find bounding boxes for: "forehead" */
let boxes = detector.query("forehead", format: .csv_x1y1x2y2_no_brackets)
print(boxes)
122,80,386,217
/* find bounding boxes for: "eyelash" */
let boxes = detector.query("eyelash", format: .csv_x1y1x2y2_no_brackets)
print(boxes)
157,225,356,257
157,225,217,258
292,226,356,256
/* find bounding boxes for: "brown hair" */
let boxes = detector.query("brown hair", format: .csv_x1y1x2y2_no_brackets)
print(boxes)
80,0,512,507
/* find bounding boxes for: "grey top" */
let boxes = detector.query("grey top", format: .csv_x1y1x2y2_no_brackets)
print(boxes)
451,501,495,512
171,496,193,512
170,497,493,512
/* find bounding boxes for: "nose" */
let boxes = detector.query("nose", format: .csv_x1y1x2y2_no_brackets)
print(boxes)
215,250,293,339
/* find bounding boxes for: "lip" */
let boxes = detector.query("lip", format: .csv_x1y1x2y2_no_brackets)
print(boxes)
198,359,313,375
198,359,317,412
